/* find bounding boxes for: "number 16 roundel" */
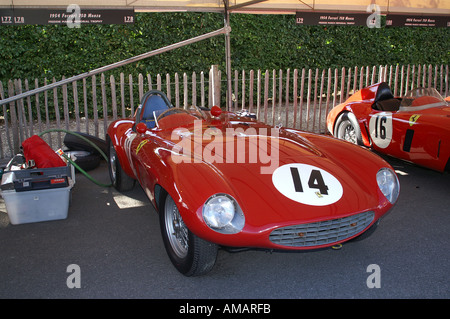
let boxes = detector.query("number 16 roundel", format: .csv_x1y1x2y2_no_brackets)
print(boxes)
272,163,343,206
369,112,393,149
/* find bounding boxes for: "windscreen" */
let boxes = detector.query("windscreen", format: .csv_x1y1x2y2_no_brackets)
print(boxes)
399,87,447,112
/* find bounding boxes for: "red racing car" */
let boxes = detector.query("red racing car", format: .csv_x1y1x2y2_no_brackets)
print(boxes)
327,82,450,173
107,90,400,276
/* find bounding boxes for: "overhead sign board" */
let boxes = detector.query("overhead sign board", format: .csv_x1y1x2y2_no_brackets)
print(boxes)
296,11,449,28
0,8,134,25
385,14,449,27
295,11,368,26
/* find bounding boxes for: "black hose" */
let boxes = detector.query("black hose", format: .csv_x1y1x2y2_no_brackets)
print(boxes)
38,129,112,188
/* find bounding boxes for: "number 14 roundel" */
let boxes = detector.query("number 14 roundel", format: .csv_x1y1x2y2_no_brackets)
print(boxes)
272,163,343,206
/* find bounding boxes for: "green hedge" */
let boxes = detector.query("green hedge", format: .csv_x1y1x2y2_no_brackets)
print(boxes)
0,12,449,83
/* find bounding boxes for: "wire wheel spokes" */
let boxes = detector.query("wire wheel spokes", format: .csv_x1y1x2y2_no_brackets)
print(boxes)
164,196,189,259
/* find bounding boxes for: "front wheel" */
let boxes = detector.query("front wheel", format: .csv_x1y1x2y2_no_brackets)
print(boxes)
159,194,218,276
334,112,363,146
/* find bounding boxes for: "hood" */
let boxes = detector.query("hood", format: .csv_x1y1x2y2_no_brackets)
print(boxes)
165,123,391,229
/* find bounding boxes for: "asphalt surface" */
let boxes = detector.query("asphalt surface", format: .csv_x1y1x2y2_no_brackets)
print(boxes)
0,155,449,300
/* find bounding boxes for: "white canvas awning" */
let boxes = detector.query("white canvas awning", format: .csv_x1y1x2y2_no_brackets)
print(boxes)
0,0,449,15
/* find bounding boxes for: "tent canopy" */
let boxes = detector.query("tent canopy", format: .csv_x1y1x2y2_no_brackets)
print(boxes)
0,0,449,15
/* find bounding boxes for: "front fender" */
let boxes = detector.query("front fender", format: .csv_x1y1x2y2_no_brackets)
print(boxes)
107,119,136,179
160,154,238,232
328,101,373,147
326,102,346,134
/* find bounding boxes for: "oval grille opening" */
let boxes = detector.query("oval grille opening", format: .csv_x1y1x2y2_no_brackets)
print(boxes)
269,211,375,247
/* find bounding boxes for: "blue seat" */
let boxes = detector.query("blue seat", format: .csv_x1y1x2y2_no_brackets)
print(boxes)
139,91,171,128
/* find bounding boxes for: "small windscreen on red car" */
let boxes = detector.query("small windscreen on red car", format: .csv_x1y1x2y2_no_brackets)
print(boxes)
399,87,447,112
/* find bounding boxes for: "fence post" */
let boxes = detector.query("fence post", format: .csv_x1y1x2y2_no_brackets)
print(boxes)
183,73,188,109
211,65,220,107
52,78,62,146
192,72,197,107
8,80,19,154
0,81,12,158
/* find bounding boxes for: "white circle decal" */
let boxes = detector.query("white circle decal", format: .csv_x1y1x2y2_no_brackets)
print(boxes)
272,163,343,206
369,112,393,149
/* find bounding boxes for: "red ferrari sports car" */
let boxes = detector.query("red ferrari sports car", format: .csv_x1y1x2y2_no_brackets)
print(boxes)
107,90,400,276
327,82,450,173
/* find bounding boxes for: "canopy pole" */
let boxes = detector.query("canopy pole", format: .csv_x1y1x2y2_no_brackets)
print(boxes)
224,0,233,111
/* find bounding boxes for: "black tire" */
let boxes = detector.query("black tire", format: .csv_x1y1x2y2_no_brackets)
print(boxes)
334,112,363,146
445,157,450,173
159,193,218,276
65,150,101,172
64,132,107,158
106,135,135,192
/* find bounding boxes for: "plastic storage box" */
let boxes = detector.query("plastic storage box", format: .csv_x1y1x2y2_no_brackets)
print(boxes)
0,165,74,225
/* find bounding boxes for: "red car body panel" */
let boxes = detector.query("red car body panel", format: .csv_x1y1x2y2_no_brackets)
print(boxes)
327,82,450,172
108,93,398,251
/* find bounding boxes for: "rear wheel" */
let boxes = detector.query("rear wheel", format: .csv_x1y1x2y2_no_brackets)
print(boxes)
107,136,135,192
159,194,218,276
334,112,363,146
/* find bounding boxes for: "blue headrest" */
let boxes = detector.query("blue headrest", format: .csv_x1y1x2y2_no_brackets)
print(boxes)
141,93,170,128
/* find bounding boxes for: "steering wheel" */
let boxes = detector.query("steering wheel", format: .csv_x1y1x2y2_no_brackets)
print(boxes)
156,107,191,122
189,104,208,118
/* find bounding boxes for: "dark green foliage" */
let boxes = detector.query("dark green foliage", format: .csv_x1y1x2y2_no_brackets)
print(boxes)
0,12,448,83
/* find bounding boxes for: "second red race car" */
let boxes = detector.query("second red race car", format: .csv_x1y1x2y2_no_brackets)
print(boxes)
327,82,450,173
107,90,400,276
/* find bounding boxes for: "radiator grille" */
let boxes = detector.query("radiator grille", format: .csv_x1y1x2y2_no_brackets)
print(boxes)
269,211,375,247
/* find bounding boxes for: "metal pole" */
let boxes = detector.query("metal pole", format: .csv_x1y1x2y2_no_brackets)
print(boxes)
211,64,221,107
224,0,233,111
228,0,269,11
0,26,230,106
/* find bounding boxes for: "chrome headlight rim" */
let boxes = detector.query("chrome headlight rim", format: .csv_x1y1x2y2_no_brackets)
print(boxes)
376,167,400,204
202,193,245,234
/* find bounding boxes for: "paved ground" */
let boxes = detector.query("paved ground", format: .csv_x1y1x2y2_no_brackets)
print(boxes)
0,155,449,301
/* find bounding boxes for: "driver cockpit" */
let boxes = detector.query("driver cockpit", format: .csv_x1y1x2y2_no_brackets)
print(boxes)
136,90,173,129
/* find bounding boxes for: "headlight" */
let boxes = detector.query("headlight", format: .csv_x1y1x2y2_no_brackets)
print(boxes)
376,168,400,204
202,194,245,234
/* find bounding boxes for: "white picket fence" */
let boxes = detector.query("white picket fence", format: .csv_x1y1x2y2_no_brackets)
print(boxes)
0,64,448,159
